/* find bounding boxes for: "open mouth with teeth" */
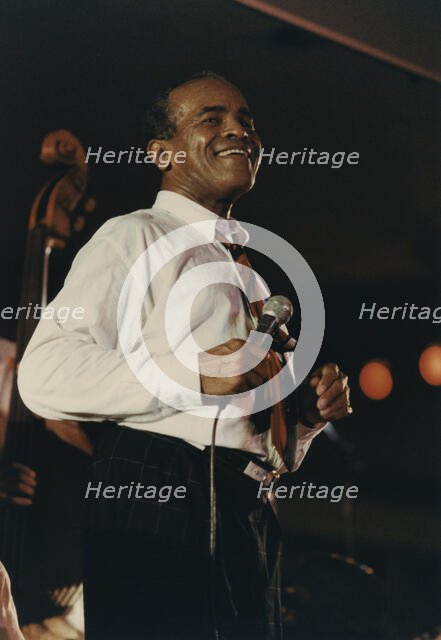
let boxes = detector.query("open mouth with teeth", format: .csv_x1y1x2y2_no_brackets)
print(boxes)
215,148,255,170
217,148,250,158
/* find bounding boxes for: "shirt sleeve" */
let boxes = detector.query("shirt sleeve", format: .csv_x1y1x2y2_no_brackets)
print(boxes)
292,421,327,471
17,221,204,424
263,418,326,474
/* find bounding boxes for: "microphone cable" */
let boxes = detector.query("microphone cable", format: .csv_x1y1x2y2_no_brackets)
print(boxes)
209,399,226,640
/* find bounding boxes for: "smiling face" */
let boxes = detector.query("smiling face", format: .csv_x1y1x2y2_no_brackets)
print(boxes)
149,78,262,216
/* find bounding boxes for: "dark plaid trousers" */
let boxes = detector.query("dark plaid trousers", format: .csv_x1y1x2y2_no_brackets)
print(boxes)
83,423,282,640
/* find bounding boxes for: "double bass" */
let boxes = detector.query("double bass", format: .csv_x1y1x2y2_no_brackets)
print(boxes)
0,130,94,627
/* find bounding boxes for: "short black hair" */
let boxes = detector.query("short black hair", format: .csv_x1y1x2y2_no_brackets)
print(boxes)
143,71,230,143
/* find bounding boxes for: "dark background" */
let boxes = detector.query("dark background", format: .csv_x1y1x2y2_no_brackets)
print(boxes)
1,1,440,637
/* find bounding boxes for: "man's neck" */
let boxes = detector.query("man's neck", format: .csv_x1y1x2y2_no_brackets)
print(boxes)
160,184,233,219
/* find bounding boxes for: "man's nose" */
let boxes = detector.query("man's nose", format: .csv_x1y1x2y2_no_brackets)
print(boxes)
222,118,249,139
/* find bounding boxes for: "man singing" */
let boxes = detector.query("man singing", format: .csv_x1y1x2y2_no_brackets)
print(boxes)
18,72,352,639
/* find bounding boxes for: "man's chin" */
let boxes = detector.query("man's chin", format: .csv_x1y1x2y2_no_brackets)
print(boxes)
217,174,256,200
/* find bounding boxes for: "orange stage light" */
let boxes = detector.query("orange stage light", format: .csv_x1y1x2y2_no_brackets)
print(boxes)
359,361,393,400
418,344,441,386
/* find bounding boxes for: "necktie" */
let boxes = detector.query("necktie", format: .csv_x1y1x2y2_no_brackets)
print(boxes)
225,242,296,469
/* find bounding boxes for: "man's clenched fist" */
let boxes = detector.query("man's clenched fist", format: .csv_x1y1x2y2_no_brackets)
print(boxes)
298,363,352,425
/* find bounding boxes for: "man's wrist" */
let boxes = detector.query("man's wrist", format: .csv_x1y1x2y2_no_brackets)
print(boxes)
298,408,319,429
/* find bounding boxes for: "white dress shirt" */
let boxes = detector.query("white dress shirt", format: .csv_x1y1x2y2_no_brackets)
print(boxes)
18,191,324,472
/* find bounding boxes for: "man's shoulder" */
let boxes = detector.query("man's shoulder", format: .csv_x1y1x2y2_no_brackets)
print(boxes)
69,206,181,272
97,206,177,238
88,206,182,252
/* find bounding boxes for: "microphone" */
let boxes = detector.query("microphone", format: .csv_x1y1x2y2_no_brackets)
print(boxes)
256,295,297,351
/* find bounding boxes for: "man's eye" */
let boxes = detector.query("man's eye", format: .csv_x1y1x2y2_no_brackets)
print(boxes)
242,119,255,131
203,117,221,125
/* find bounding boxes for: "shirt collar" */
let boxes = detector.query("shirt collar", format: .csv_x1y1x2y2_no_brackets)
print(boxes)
153,190,249,246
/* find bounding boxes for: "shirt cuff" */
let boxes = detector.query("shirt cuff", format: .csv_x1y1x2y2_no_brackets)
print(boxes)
297,420,327,439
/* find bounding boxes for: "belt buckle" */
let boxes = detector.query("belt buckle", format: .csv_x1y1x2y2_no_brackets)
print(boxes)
243,461,280,486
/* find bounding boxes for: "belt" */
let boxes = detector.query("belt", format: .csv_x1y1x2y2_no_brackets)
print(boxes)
204,445,280,487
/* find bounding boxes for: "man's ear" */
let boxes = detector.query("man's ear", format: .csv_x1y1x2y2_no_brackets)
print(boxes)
147,139,172,171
